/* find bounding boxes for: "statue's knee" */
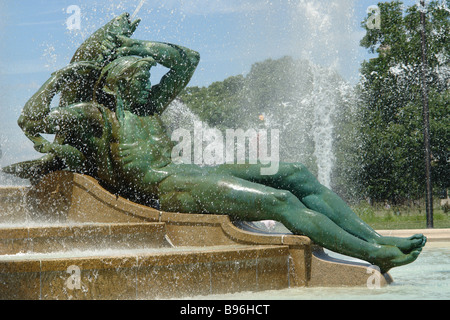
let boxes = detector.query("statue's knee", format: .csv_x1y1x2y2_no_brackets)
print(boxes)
290,163,308,174
271,190,296,208
187,50,200,67
288,163,322,187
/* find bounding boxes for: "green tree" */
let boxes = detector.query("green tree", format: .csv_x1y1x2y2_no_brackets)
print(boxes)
178,56,303,131
179,74,246,130
358,1,449,203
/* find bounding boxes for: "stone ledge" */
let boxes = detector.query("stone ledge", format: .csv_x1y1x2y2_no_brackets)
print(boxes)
0,244,290,299
0,222,171,255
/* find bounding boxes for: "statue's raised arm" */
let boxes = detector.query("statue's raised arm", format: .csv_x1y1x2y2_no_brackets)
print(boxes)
113,36,200,114
4,13,143,180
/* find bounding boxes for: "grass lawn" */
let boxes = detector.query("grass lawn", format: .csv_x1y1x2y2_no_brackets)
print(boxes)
352,200,450,230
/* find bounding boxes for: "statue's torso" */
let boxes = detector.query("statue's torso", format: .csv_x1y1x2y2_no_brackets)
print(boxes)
108,110,174,188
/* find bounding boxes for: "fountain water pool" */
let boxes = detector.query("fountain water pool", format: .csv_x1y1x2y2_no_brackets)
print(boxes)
187,242,450,300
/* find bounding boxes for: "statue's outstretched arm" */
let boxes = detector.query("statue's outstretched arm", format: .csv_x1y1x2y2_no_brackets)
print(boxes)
18,62,101,135
116,37,200,113
17,62,100,170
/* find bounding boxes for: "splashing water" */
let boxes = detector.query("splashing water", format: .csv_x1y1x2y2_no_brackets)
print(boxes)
131,0,147,20
289,0,358,187
161,100,205,136
310,65,338,188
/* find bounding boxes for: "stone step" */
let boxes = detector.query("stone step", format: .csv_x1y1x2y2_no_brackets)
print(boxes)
0,244,290,300
0,222,171,255
0,186,30,224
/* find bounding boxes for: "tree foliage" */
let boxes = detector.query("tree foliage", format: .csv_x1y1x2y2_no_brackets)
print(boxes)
179,56,306,131
358,0,449,203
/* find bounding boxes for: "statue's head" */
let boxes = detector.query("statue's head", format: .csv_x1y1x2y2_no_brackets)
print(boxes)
95,56,157,112
119,58,157,108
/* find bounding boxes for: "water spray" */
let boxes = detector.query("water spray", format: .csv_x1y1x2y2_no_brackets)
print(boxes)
131,0,147,20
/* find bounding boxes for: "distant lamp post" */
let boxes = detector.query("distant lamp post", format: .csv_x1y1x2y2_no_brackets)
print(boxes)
419,0,434,228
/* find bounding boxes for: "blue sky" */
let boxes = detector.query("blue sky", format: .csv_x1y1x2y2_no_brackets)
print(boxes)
0,0,418,167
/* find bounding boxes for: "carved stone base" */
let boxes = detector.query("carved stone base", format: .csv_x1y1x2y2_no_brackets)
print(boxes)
0,171,391,299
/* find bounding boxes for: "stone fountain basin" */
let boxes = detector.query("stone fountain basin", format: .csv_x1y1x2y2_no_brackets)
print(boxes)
0,223,171,255
0,240,290,299
0,171,392,299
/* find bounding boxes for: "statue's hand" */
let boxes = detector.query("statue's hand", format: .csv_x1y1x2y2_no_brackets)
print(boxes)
118,141,149,169
27,134,60,155
116,34,136,48
115,35,141,57
32,138,54,154
28,134,86,170
95,32,141,61
96,32,120,63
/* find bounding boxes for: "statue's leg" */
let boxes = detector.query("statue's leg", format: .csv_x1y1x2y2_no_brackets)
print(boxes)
211,163,426,254
157,172,421,273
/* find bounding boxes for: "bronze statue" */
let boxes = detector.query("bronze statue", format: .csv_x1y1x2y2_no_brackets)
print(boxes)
3,13,426,273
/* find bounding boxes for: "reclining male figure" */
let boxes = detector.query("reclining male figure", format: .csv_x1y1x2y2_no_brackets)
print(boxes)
15,33,426,274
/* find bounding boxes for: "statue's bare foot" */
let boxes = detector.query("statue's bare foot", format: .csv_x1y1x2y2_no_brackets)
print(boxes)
369,245,423,274
374,234,427,254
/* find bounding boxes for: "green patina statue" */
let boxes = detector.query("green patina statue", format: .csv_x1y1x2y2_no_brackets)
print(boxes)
4,13,426,273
